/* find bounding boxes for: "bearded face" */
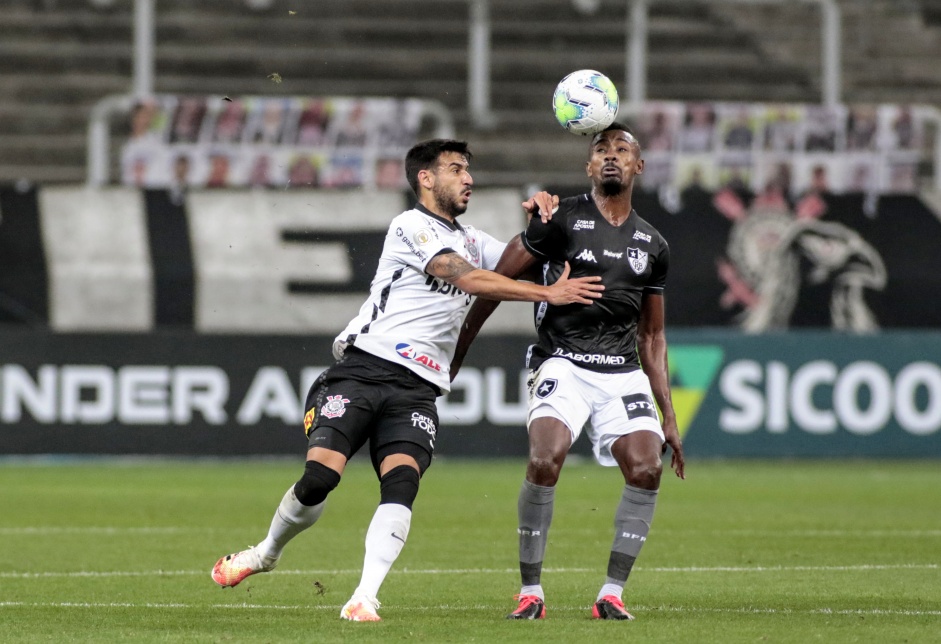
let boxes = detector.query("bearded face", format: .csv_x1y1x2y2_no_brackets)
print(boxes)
429,152,472,218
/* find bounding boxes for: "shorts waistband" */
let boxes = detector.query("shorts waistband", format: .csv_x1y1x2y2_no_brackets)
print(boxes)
345,346,441,396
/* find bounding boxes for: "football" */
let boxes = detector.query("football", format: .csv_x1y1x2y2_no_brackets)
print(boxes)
552,69,619,135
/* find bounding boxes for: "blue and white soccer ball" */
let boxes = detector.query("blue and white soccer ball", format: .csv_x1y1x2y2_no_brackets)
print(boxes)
552,69,619,136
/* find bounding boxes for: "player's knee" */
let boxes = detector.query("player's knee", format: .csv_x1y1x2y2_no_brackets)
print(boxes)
527,455,562,487
625,458,662,489
293,460,341,507
379,464,420,509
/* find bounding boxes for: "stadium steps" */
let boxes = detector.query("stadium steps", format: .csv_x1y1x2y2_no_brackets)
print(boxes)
1,0,941,185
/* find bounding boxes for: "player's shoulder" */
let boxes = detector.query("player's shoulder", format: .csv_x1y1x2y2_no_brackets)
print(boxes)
558,193,592,214
630,211,668,247
460,222,484,236
390,208,455,239
390,207,432,228
553,193,597,228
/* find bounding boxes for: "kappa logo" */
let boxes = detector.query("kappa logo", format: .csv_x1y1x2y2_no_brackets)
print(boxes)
633,230,652,243
573,220,595,230
535,378,558,398
575,249,597,263
321,394,351,419
627,247,648,274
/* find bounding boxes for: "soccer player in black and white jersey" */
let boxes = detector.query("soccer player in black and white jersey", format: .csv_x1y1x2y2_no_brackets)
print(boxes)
451,123,686,621
209,139,604,622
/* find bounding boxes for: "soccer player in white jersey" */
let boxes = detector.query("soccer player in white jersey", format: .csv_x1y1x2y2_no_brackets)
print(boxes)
451,124,686,621
210,139,604,622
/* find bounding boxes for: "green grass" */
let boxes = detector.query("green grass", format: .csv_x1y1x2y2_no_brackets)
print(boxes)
0,458,939,642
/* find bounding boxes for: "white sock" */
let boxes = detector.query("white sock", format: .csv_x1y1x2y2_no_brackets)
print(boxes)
258,486,325,561
597,583,623,602
520,584,545,601
352,503,412,598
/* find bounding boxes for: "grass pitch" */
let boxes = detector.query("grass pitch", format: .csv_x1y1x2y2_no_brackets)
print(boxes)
0,457,938,642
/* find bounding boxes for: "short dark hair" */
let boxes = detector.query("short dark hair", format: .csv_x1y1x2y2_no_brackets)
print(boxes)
405,139,472,196
589,121,641,154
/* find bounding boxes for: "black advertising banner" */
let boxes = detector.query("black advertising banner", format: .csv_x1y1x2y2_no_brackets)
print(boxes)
0,185,47,325
546,187,941,331
1,329,939,458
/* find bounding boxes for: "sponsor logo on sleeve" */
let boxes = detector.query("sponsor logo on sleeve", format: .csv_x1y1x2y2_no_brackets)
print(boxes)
398,228,428,260
414,228,433,245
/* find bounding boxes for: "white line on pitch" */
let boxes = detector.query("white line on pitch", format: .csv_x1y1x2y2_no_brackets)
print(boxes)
0,601,938,617
1,563,937,580
2,526,940,537
0,527,192,535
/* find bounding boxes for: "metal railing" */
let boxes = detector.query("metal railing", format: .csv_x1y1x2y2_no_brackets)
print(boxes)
120,1,840,130
625,0,841,109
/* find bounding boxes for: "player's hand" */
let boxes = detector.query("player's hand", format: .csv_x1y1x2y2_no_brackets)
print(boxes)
661,417,686,480
545,261,603,306
522,191,560,223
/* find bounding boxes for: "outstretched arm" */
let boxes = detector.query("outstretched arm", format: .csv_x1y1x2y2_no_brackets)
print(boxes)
637,293,686,480
426,241,599,306
448,235,539,379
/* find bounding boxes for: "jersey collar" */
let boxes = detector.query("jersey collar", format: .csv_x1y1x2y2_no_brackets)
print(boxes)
416,203,464,232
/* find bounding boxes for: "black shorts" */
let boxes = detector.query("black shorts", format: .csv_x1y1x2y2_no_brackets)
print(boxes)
303,347,439,474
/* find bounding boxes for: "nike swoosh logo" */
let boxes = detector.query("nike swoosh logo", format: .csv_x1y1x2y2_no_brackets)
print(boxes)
391,532,406,544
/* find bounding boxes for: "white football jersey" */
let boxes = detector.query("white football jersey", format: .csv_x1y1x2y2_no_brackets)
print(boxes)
334,204,506,393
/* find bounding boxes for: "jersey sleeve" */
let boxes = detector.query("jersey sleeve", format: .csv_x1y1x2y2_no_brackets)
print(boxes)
645,237,670,293
386,212,452,272
520,209,567,260
476,229,508,271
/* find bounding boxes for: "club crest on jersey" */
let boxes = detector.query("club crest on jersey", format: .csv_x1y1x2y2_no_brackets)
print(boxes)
321,394,351,419
395,342,442,372
464,237,480,263
535,378,558,398
627,247,648,274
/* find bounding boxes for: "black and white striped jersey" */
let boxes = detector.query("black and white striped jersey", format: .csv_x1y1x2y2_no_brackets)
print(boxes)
335,203,505,393
521,193,669,374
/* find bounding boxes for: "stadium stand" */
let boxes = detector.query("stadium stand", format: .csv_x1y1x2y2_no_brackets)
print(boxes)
1,0,941,186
